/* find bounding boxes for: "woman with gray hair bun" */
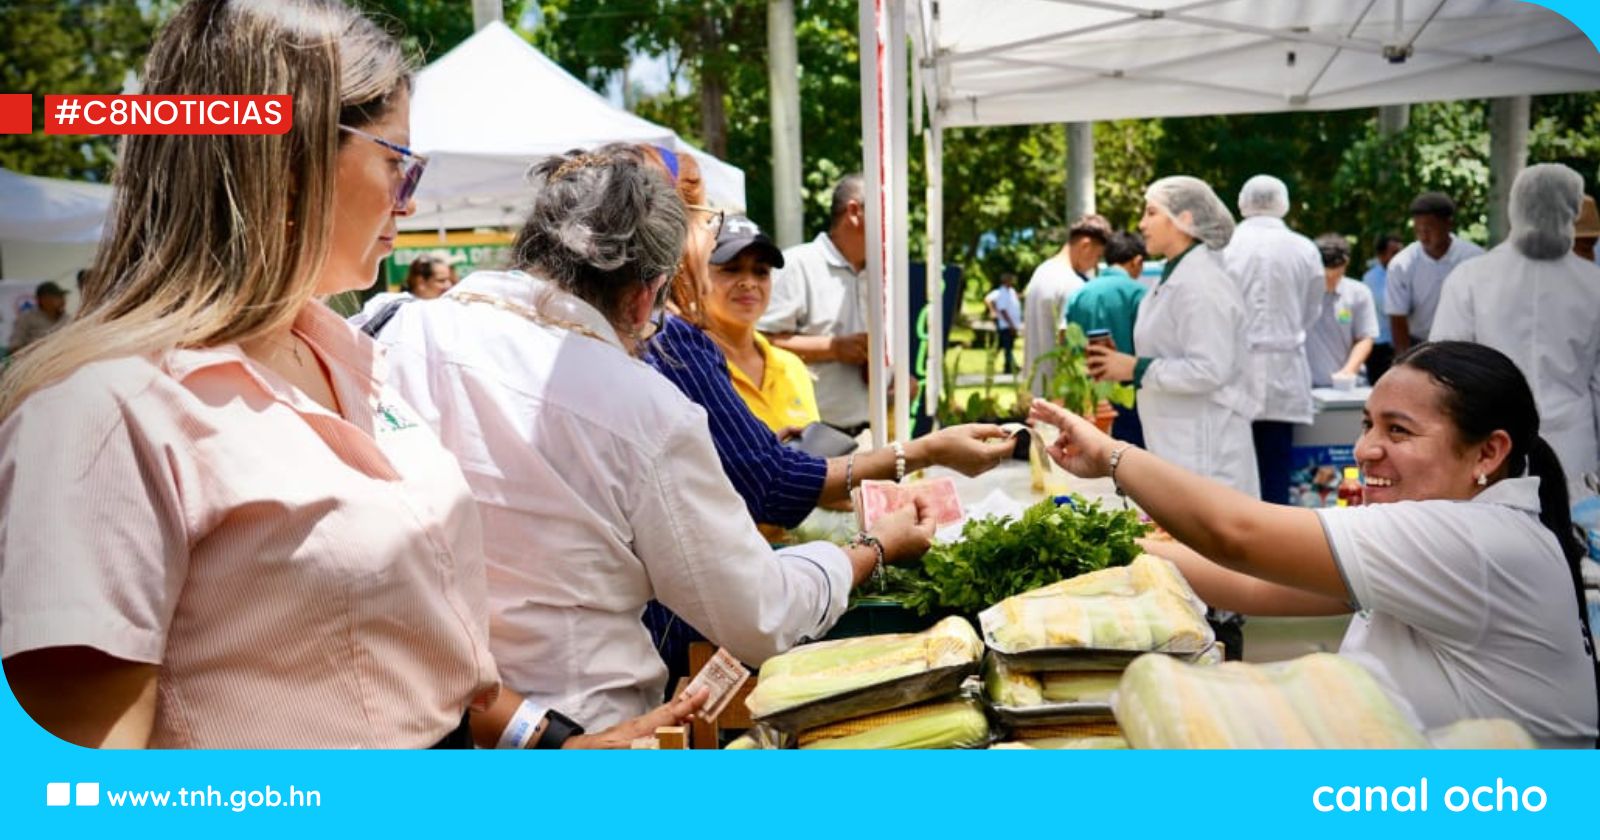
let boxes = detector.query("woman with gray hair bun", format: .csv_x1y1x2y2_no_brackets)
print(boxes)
1431,162,1600,497
376,144,939,730
1086,175,1261,496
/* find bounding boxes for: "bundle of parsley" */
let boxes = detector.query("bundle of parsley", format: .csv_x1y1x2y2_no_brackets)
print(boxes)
877,496,1150,615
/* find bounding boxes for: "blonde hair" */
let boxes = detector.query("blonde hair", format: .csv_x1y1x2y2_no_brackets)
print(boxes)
631,146,712,327
0,0,410,417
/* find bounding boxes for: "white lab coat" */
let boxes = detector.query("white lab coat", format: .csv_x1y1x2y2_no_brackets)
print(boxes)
1135,246,1263,498
1222,216,1324,424
1430,244,1600,499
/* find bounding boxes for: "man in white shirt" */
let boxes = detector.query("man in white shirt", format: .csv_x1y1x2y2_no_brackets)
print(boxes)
759,174,871,433
983,272,1022,374
1023,214,1110,396
1385,191,1485,351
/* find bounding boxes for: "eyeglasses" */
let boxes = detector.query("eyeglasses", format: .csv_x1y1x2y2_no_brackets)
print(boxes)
687,204,724,239
339,124,428,212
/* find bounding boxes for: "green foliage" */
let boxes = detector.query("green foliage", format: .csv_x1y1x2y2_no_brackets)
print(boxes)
0,0,171,180
1029,322,1134,416
351,0,476,63
1330,101,1493,262
878,496,1150,616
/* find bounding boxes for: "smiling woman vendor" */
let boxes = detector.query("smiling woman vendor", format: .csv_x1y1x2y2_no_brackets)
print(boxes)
1031,341,1599,748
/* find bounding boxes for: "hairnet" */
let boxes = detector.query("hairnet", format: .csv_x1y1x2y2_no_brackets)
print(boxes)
1237,174,1290,219
1509,163,1584,261
1146,176,1236,250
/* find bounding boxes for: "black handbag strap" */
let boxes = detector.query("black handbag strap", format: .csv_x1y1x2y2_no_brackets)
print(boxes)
360,296,413,339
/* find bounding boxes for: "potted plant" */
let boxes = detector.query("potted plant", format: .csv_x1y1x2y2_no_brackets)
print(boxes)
1028,322,1134,434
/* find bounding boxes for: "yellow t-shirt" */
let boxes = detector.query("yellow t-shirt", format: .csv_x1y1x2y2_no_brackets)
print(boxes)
727,333,821,434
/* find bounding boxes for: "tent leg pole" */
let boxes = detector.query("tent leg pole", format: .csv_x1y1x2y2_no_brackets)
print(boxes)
1066,121,1095,220
1488,95,1529,247
859,0,888,448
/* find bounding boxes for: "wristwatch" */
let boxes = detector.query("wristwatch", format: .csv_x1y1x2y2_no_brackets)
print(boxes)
534,709,585,749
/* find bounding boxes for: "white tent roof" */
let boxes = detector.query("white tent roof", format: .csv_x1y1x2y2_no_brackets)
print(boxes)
919,0,1600,127
407,22,745,231
0,167,113,244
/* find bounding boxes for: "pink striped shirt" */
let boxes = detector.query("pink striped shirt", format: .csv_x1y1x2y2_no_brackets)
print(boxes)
0,302,498,748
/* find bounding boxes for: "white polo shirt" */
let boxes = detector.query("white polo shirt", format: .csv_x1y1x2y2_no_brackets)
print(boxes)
1383,235,1484,342
758,232,869,429
1318,477,1598,747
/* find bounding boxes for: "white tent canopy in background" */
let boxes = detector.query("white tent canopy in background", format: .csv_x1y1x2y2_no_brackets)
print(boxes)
861,0,1600,444
0,167,111,245
406,21,746,232
921,0,1600,126
0,167,111,285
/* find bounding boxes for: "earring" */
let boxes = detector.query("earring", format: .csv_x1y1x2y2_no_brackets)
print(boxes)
1475,473,1487,487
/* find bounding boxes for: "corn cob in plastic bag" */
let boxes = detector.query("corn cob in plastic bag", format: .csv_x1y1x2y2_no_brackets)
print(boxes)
983,654,1044,706
990,735,1128,750
745,616,983,718
980,555,1212,654
1426,719,1536,749
1114,652,1429,749
798,697,989,750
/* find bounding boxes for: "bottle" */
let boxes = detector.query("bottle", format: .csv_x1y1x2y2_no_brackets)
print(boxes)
1336,466,1363,507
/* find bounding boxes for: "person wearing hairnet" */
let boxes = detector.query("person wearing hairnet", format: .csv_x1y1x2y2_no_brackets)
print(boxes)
1086,176,1261,497
1431,163,1600,499
1223,175,1325,504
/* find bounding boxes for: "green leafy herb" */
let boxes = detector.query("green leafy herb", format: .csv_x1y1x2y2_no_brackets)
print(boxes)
877,496,1150,615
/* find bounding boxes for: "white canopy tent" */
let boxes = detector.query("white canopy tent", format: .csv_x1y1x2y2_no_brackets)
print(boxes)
406,21,746,232
0,166,111,246
857,0,1600,445
0,166,111,284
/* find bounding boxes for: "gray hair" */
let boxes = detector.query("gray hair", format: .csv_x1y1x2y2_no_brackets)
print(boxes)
830,173,865,224
513,144,688,321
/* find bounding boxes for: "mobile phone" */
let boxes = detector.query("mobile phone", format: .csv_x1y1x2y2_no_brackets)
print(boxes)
782,422,860,458
1086,328,1116,351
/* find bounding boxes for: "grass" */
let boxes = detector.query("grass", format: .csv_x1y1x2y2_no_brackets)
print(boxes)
941,297,1026,421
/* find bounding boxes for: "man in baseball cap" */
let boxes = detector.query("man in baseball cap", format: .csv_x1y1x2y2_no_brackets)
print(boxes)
8,280,71,354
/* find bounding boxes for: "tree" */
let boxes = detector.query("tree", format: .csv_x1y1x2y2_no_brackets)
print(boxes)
351,0,476,63
0,0,169,181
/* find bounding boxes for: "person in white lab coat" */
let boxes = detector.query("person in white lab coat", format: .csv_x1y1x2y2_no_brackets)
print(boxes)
1431,163,1600,499
1224,175,1325,505
1087,176,1261,497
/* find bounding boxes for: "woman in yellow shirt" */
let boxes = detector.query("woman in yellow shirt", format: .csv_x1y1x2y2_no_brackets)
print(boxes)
702,215,822,435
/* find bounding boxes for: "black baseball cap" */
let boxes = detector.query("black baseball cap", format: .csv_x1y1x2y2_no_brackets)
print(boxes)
710,214,785,268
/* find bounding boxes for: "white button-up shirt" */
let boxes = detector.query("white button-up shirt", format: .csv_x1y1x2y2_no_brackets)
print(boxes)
759,232,869,429
378,270,853,729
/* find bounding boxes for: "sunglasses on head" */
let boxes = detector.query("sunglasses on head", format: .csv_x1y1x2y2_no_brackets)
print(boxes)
339,124,428,212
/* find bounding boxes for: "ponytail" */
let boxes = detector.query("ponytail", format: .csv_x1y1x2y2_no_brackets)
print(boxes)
1524,436,1586,566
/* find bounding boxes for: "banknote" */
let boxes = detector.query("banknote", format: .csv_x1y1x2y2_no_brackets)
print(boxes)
685,647,751,723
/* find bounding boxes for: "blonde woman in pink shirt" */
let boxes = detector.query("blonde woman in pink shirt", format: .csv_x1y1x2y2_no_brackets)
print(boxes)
0,0,700,749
